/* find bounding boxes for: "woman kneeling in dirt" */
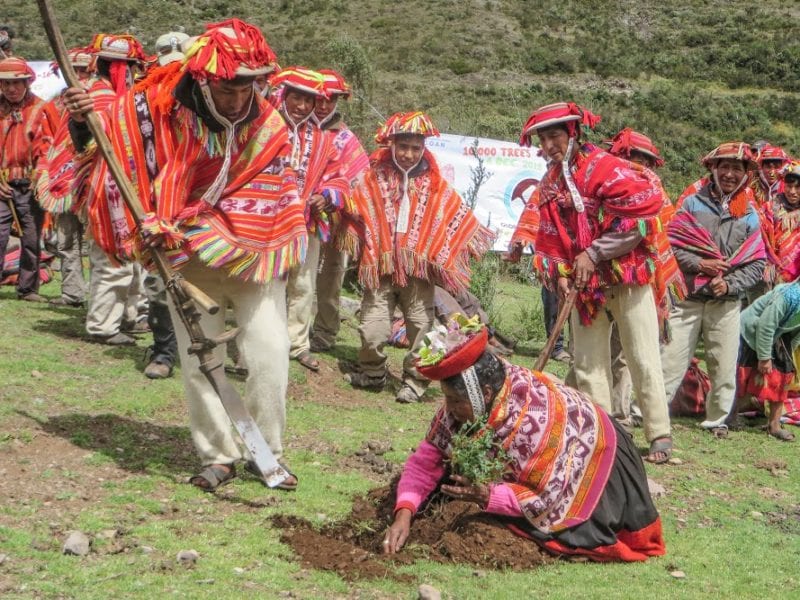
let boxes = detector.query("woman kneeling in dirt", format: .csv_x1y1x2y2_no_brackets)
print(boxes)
383,315,666,562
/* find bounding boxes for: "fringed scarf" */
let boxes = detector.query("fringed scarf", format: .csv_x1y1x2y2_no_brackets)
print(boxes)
668,209,767,293
509,188,541,249
84,81,307,282
533,144,665,325
426,363,617,534
340,147,495,294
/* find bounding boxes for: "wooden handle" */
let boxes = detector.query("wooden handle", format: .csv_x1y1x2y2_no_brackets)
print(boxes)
179,279,219,315
533,287,577,372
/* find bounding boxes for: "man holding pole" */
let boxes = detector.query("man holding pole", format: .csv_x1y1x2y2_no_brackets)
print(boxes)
63,19,308,491
519,102,673,463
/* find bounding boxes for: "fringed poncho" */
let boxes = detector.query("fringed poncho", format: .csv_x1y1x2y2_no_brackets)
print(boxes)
533,144,667,325
339,147,495,294
80,80,307,283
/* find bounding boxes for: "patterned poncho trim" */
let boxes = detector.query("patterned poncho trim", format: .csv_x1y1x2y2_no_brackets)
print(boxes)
426,363,617,534
533,144,666,325
340,147,495,294
772,194,800,283
83,83,307,283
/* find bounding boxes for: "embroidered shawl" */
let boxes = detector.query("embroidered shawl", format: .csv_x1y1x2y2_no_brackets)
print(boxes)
83,83,307,283
533,143,666,324
426,363,617,533
340,147,495,293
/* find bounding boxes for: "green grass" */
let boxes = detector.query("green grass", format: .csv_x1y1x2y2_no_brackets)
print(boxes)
1,274,798,599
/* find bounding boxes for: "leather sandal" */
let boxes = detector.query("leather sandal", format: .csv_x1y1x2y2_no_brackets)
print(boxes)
644,437,672,464
294,350,320,372
189,463,236,492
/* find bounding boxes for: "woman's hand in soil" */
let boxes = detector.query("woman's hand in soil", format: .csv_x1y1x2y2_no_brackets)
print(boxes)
441,474,490,507
383,508,412,554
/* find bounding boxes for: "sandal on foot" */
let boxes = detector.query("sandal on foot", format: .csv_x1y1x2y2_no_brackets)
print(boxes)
767,427,796,442
189,463,236,492
711,425,728,439
645,437,672,464
294,350,319,372
245,461,299,491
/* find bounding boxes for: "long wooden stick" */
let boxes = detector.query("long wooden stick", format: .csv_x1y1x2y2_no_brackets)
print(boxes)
533,287,577,372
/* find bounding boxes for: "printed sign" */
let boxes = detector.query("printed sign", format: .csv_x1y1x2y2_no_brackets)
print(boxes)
29,60,66,101
426,133,547,251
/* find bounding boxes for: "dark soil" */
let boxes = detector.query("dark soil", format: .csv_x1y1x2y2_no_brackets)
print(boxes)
274,481,553,581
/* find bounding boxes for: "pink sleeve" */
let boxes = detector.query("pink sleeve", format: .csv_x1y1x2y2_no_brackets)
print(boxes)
394,440,446,514
484,483,523,517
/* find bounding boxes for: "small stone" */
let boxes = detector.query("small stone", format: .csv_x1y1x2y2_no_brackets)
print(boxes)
737,463,746,469
676,518,688,526
97,529,119,540
315,513,327,521
670,570,686,579
31,370,43,379
647,478,667,498
176,549,199,566
278,592,295,599
750,511,763,518
233,567,245,574
62,531,91,556
419,584,442,600
667,457,683,466
196,579,215,585
140,546,154,554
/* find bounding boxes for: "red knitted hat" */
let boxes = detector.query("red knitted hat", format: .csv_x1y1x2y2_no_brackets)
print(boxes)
374,111,440,145
319,68,351,98
183,19,278,80
269,66,326,97
0,57,35,81
757,144,789,165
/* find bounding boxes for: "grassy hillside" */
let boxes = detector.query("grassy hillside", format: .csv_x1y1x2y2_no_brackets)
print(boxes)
7,0,800,196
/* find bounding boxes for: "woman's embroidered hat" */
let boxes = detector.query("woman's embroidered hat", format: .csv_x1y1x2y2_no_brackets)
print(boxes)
701,142,757,170
90,33,146,63
319,68,351,98
182,19,278,80
269,66,326,97
604,127,664,167
519,102,601,147
374,111,440,145
416,314,489,381
0,56,35,81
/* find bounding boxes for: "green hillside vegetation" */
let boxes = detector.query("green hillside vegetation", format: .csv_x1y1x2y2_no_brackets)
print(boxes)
7,0,800,196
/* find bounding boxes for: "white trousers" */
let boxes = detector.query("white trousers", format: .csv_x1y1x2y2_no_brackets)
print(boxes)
286,235,321,358
85,241,146,336
168,259,290,466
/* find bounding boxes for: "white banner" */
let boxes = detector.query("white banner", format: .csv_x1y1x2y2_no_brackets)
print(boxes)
29,60,66,101
426,133,547,251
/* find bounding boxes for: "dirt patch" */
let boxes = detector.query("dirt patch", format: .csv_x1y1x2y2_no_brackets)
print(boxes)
275,481,553,581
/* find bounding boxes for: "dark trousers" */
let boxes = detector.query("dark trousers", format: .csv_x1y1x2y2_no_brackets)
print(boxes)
541,285,564,354
0,181,43,295
145,273,178,367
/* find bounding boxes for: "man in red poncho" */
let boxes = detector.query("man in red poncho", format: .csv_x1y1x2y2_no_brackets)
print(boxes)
339,111,495,403
63,19,308,492
521,102,672,463
0,56,54,302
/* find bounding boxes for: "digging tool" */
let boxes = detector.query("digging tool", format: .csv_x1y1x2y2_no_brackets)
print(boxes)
533,287,577,372
36,0,289,487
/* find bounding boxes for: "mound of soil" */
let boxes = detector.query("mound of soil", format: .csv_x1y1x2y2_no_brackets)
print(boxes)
275,481,553,581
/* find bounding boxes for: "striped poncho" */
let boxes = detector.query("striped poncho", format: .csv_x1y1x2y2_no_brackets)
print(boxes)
339,147,495,294
80,77,308,283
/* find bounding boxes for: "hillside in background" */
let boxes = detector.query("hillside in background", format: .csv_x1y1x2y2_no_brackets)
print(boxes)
7,0,800,195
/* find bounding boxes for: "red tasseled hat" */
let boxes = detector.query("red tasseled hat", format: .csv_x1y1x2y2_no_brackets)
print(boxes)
519,101,601,147
701,142,757,170
319,68,351,98
757,144,790,165
604,127,665,167
374,111,440,145
269,66,326,97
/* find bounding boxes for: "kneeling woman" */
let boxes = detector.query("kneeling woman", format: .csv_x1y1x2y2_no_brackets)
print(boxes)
383,317,666,562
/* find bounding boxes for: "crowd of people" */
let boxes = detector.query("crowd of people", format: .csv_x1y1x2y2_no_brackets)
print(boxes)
1,17,797,563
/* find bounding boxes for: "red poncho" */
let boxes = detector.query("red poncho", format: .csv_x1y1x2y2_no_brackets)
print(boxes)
533,144,666,324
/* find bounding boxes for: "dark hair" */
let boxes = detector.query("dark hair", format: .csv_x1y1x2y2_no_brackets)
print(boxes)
442,351,505,401
96,58,111,78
